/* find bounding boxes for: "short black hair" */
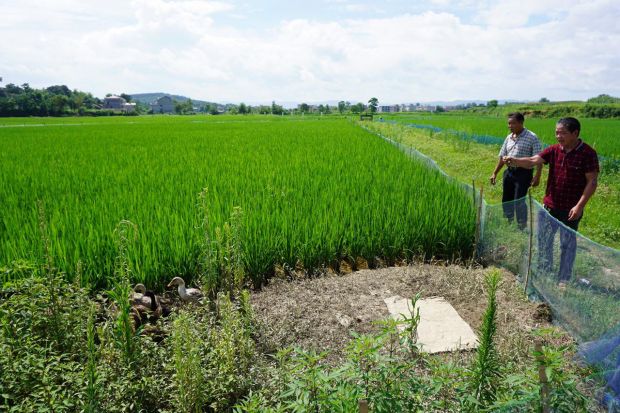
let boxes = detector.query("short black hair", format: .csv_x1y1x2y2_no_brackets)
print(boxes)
507,112,525,123
557,117,581,134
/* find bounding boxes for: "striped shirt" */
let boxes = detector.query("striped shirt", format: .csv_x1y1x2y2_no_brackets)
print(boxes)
499,128,542,168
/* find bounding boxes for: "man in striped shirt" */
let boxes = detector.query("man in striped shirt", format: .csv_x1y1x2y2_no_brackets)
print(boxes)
490,112,543,229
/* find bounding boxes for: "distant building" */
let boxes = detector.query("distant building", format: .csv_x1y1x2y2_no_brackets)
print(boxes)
103,95,136,113
150,96,174,114
378,105,399,113
416,105,437,112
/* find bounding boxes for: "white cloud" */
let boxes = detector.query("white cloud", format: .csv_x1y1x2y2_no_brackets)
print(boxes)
0,0,618,102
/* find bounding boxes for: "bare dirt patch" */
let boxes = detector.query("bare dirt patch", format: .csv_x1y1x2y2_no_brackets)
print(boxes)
251,263,566,364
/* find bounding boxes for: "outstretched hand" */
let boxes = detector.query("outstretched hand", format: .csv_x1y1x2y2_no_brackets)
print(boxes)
568,205,583,221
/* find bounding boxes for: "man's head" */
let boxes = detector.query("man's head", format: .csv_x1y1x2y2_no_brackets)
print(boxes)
555,117,581,148
507,112,525,135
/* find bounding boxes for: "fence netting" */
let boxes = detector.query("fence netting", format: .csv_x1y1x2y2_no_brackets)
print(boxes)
369,126,620,410
481,198,620,410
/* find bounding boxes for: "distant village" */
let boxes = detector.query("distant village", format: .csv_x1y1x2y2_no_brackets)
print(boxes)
18,81,618,118
102,95,477,115
0,79,491,117
102,95,175,114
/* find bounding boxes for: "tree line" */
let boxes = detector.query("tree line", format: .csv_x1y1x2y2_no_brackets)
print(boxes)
0,83,384,117
0,83,108,116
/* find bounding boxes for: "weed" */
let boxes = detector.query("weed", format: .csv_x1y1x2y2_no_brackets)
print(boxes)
464,268,502,411
171,311,205,412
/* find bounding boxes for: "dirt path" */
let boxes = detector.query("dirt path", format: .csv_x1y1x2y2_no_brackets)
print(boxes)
251,263,561,363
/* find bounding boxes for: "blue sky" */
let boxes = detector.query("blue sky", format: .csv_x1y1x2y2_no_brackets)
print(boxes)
1,0,618,104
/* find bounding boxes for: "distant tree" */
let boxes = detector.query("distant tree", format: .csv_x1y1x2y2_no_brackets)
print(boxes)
49,94,69,115
174,99,194,115
318,104,325,113
120,93,132,102
5,83,23,95
299,103,310,113
351,102,365,114
238,102,247,114
324,104,331,114
271,101,283,115
337,101,346,114
208,103,219,115
487,99,498,108
368,97,378,113
587,94,620,104
435,105,446,113
539,97,550,103
257,105,271,114
46,85,71,96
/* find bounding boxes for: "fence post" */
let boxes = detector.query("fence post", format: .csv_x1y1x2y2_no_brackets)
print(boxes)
524,189,534,294
358,399,369,413
535,340,550,413
472,179,476,210
473,186,484,261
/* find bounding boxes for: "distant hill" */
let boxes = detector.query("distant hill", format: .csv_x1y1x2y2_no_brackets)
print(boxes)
129,93,213,107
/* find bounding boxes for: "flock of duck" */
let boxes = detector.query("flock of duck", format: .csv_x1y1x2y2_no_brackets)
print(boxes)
128,276,204,335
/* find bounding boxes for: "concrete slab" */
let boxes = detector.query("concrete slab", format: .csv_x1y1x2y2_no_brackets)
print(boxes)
384,295,479,354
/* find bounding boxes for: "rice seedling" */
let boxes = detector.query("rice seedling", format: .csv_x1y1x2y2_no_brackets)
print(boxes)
0,116,475,288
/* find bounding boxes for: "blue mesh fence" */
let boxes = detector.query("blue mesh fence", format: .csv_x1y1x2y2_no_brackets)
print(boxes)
381,118,620,167
364,123,620,410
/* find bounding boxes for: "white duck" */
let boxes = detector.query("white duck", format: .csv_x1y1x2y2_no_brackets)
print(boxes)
132,283,152,306
167,277,204,302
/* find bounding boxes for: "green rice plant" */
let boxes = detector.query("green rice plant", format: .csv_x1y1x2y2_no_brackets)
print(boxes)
0,117,475,289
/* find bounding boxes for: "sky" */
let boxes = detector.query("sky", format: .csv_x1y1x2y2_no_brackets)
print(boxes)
1,0,619,104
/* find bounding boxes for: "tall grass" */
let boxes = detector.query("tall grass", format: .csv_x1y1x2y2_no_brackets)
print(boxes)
0,116,474,288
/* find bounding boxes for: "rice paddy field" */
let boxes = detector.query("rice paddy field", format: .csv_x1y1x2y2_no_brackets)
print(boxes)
0,115,475,288
382,113,620,158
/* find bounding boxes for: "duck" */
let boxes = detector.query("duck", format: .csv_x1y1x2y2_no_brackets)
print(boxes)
145,290,173,322
167,277,204,302
131,290,159,329
132,283,152,306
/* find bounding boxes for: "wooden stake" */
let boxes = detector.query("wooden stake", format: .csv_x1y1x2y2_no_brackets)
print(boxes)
472,179,476,209
535,340,550,413
358,399,369,413
473,186,484,261
524,189,534,294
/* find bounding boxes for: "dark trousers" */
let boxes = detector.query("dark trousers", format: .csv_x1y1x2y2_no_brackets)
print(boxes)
502,168,533,229
537,206,581,282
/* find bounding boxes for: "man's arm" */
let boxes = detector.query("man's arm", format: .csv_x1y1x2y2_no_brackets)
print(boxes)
490,157,505,185
503,154,545,168
568,171,598,221
531,164,543,187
